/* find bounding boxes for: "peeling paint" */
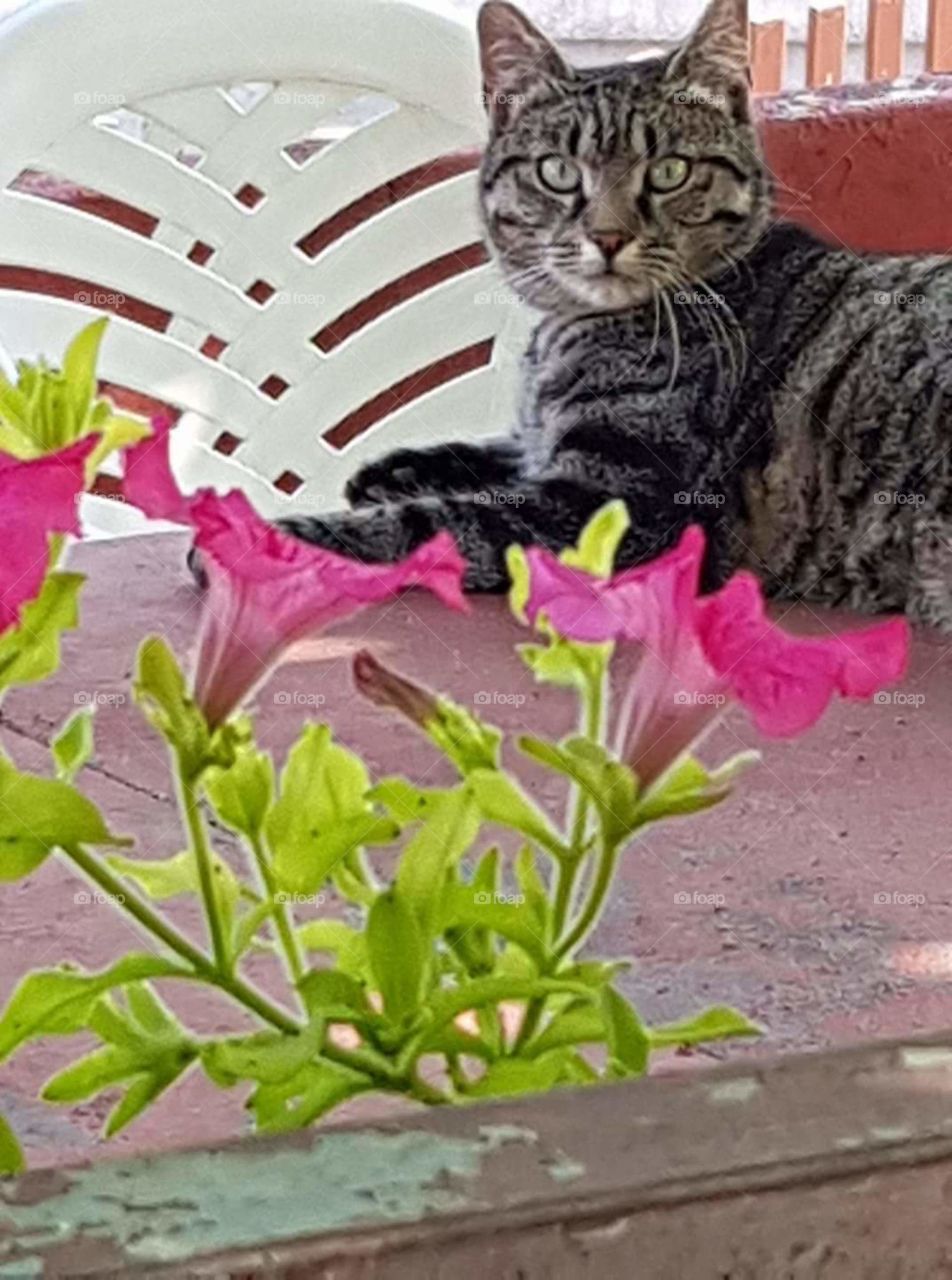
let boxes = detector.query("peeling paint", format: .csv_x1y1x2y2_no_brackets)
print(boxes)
477,1124,537,1148
868,1126,912,1143
542,1151,586,1183
0,1260,42,1278
900,1046,952,1072
707,1077,761,1105
0,1126,536,1271
834,1136,865,1151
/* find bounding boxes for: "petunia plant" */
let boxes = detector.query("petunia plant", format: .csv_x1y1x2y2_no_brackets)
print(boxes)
0,351,910,1173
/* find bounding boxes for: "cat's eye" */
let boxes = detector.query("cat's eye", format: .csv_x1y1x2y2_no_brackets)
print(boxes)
537,155,582,194
648,156,691,193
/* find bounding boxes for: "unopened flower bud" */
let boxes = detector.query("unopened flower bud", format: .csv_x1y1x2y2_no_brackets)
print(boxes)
352,650,439,728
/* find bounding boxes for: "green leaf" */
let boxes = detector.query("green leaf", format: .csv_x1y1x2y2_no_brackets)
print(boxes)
561,959,629,988
0,956,187,1062
559,500,630,578
518,632,612,693
601,988,650,1078
0,373,33,445
295,920,370,980
107,850,241,938
368,777,449,823
83,414,151,480
297,970,378,1031
426,699,501,775
515,844,550,938
250,1062,368,1133
298,967,368,1010
466,1053,568,1098
468,770,567,859
51,707,95,782
649,1005,761,1049
202,1022,322,1088
0,757,129,881
0,571,84,693
523,999,606,1058
506,544,530,623
42,984,198,1137
442,881,547,969
637,751,760,824
395,788,480,937
406,976,591,1061
519,736,639,847
134,636,210,777
367,890,427,1024
444,848,499,975
205,749,274,839
61,317,108,428
0,1114,24,1175
268,725,395,895
232,899,278,957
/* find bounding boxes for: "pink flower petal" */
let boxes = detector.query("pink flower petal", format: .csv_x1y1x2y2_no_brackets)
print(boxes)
122,415,195,525
829,617,910,698
122,421,468,726
696,573,911,737
522,519,909,780
0,437,97,634
523,526,705,646
523,548,626,641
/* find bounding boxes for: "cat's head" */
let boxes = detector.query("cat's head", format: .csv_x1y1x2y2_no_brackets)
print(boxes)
477,0,770,315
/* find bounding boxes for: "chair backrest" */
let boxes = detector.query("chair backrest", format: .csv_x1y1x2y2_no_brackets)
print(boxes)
0,0,531,516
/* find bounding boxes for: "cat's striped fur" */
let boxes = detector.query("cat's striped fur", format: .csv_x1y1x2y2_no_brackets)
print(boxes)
279,0,952,627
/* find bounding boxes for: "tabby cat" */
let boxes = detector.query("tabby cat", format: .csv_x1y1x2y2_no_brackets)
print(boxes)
279,0,952,627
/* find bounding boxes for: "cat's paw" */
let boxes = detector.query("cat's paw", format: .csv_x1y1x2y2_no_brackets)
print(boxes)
345,454,422,507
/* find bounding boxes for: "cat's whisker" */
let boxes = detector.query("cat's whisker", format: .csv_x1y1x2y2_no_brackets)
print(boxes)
658,288,682,391
693,275,747,390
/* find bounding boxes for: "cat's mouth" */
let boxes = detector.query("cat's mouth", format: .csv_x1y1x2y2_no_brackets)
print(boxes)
558,264,657,311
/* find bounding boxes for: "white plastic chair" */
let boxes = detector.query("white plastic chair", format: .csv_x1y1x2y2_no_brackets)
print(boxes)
0,0,530,522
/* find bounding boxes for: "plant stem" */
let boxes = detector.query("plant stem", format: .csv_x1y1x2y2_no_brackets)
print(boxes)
321,1038,448,1104
177,767,229,975
62,843,300,1035
551,854,579,943
515,655,607,1056
249,832,305,989
65,842,209,972
218,971,300,1035
553,660,606,939
555,837,621,960
66,845,437,1098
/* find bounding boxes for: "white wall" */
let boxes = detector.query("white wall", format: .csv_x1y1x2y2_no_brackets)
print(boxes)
443,0,930,44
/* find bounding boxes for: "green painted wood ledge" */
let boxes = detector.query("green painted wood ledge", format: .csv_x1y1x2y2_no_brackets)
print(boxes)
6,1030,952,1277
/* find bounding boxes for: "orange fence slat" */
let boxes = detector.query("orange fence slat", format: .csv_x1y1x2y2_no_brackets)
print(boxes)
928,0,952,69
806,6,846,87
867,0,904,78
750,20,786,95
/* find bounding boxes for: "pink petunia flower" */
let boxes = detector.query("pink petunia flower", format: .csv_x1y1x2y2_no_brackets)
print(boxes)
0,437,98,635
523,525,909,788
124,419,467,727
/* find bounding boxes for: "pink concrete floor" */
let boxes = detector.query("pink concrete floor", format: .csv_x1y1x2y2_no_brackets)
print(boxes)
2,531,951,1169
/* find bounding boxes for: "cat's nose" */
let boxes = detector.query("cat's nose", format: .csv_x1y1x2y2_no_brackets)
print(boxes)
590,230,628,262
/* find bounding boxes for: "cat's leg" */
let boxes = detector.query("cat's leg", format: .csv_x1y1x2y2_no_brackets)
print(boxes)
344,439,523,507
280,471,703,591
185,438,526,588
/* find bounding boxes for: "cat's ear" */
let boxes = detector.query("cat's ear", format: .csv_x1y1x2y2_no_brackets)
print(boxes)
666,0,751,120
477,1,571,127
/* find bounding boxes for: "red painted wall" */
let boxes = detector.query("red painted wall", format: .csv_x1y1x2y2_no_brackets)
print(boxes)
760,83,952,255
